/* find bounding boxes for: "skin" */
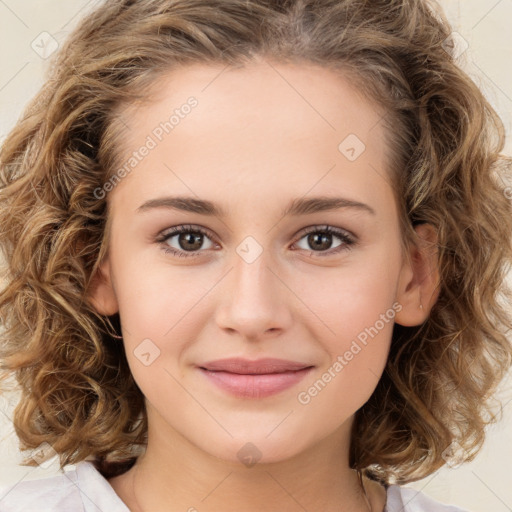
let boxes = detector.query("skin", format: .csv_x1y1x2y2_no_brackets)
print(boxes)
89,57,440,512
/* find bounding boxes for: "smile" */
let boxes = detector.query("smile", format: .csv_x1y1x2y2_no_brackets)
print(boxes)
197,358,314,399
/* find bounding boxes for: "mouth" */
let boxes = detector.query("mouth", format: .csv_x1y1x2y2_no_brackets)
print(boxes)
197,358,314,399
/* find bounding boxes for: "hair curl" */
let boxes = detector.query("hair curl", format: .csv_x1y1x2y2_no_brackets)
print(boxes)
1,0,511,485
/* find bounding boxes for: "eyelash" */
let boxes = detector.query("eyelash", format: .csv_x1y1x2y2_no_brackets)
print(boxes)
155,224,356,259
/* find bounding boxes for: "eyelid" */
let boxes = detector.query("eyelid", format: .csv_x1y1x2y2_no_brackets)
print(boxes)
157,224,218,242
292,224,355,244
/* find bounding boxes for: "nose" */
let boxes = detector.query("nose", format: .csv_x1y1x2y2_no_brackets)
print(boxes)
214,248,293,341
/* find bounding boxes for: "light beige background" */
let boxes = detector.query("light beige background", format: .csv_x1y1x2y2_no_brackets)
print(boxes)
0,1,511,511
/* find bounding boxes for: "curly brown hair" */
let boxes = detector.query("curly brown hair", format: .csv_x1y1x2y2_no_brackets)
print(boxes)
1,0,511,485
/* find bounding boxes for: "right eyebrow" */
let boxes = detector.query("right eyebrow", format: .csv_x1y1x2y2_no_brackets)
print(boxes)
137,196,225,216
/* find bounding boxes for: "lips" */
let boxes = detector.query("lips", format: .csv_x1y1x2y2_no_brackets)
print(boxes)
197,357,314,399
199,357,312,374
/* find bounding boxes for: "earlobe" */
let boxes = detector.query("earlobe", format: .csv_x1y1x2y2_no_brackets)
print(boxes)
86,257,119,316
394,223,441,327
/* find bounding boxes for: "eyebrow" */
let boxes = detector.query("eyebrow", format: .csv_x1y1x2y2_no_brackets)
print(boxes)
136,195,376,217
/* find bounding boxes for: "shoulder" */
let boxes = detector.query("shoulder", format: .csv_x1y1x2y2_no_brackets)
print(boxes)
0,461,130,512
386,484,471,512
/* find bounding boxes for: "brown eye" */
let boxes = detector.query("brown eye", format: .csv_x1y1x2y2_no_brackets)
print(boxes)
293,226,355,256
175,232,205,252
157,225,216,258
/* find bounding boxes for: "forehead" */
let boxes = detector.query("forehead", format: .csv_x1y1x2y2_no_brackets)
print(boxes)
109,60,394,218
121,59,387,146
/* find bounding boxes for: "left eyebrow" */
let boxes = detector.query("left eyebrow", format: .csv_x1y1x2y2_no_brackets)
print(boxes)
136,195,376,217
282,196,376,217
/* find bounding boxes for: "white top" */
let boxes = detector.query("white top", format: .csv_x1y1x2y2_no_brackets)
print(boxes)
0,461,470,512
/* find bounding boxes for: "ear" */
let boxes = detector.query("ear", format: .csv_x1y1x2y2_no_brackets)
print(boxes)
86,257,119,316
394,223,440,327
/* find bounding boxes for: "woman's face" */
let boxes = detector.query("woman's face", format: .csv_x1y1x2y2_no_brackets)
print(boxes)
92,59,425,464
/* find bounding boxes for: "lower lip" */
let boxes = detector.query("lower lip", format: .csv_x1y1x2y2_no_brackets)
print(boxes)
199,367,314,399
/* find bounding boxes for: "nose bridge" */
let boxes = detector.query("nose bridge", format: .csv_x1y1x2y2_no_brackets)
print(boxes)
233,247,274,303
214,242,291,338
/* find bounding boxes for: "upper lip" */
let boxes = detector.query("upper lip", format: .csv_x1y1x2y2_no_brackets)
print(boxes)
198,358,313,374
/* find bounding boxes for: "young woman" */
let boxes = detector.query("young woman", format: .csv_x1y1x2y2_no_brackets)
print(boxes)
1,1,511,511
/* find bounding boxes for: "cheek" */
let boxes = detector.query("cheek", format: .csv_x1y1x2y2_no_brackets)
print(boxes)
111,254,220,395
293,252,399,407
113,250,211,337
296,251,400,345
295,276,395,426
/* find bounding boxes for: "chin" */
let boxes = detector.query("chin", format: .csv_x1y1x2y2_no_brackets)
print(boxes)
195,433,309,467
